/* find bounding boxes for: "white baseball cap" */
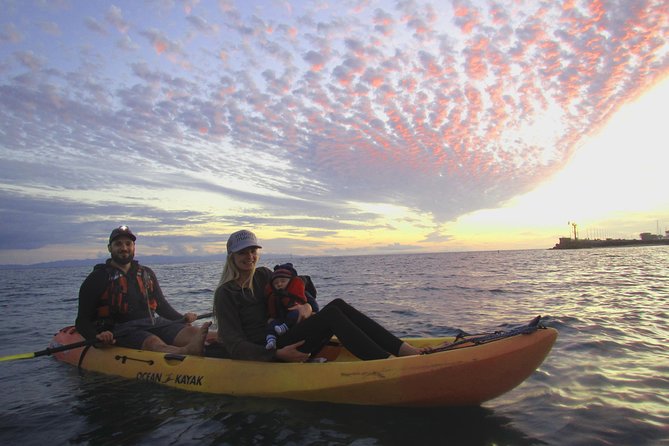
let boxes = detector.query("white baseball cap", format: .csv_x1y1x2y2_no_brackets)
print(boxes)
226,230,262,254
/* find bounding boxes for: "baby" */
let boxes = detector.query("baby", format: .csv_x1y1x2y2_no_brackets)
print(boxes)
264,263,308,350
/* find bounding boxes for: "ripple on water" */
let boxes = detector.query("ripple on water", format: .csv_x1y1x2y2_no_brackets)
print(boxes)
2,248,669,445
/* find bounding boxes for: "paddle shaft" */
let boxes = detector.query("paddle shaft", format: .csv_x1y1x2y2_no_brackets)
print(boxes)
425,315,542,354
0,312,213,362
34,339,96,358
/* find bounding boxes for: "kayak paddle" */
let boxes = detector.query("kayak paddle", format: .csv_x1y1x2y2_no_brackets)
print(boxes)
0,312,213,362
0,339,97,362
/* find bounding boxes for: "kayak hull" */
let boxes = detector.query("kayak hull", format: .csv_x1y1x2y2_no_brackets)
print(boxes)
50,326,557,407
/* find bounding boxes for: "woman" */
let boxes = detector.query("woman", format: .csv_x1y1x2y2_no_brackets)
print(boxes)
213,230,427,362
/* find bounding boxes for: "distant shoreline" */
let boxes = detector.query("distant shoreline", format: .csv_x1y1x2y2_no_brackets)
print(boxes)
0,253,301,270
552,238,669,250
4,241,667,268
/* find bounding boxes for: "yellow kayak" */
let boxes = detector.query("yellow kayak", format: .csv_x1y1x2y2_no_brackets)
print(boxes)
50,319,557,407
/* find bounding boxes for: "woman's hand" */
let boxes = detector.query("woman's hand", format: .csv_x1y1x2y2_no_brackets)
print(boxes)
183,312,197,323
289,303,313,323
275,340,310,362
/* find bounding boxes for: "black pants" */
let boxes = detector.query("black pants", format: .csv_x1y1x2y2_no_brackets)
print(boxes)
277,298,403,360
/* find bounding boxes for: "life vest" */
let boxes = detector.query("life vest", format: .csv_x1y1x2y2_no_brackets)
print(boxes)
266,277,308,319
96,263,157,318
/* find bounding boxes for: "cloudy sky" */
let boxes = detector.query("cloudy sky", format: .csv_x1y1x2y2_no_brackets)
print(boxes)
1,0,668,265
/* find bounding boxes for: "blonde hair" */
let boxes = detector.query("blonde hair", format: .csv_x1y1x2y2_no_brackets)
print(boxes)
217,252,257,286
216,254,238,289
213,253,258,326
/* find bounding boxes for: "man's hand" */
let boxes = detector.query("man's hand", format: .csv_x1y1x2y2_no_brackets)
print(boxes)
95,330,115,345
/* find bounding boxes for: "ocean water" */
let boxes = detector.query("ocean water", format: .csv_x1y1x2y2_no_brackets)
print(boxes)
0,247,667,445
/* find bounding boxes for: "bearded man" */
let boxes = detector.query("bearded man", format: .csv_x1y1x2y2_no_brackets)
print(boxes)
75,226,209,354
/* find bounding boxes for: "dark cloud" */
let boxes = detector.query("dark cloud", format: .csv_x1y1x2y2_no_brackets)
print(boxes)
186,15,219,34
0,190,214,251
0,23,22,43
106,5,129,34
84,17,107,35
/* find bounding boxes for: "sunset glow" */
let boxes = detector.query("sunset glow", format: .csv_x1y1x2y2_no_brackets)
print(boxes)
0,1,667,264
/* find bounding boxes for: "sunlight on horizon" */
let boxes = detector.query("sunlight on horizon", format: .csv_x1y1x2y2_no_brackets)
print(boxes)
449,75,669,248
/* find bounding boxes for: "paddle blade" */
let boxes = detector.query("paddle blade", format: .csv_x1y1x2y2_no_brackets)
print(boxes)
1,339,94,363
0,352,36,362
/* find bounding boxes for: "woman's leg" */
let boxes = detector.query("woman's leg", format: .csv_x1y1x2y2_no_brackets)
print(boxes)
325,298,409,354
280,299,407,360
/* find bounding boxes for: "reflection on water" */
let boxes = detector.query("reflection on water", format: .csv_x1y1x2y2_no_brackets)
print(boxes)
66,376,539,446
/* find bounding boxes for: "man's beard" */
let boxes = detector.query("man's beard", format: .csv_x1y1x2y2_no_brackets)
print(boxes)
111,252,134,265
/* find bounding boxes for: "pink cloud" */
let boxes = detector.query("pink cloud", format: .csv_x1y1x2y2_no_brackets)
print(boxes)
373,9,395,36
5,0,668,225
453,2,481,34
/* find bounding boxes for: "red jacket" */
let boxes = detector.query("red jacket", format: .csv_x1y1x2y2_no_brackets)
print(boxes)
265,277,307,319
